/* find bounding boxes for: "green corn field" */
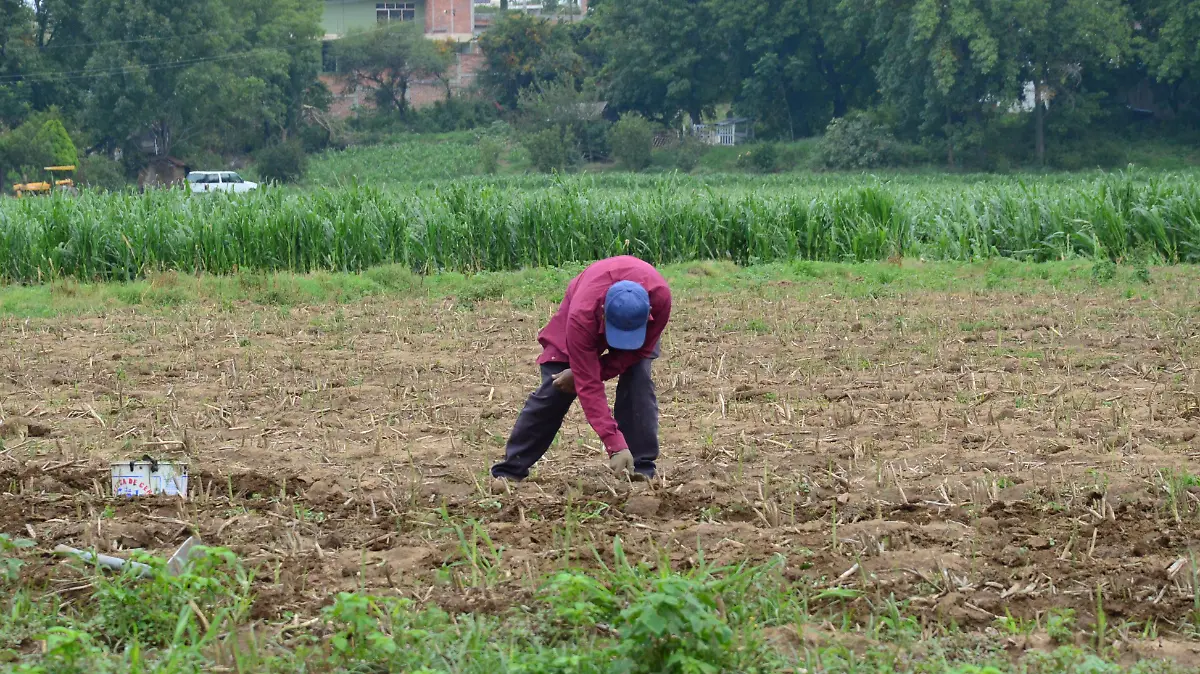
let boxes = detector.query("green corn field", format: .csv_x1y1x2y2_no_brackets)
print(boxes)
1,170,1198,284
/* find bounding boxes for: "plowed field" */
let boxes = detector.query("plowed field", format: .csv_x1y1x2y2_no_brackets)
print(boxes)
3,261,1200,663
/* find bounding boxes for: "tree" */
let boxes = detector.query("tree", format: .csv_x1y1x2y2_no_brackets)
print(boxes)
1004,0,1132,165
334,22,453,117
81,0,241,157
517,76,608,170
0,0,37,127
77,0,322,159
589,0,725,124
718,0,878,140
29,0,92,114
866,0,1010,166
478,13,585,110
0,110,76,190
1129,0,1200,124
233,0,325,143
35,117,77,166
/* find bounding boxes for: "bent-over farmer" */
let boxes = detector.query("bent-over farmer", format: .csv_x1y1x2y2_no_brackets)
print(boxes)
490,255,672,493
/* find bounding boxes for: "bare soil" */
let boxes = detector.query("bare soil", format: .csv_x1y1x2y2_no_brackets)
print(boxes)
3,268,1200,642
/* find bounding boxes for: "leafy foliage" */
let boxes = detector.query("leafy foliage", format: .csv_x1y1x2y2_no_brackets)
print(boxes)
817,113,923,169
516,77,609,171
333,23,454,117
613,574,736,674
478,137,505,175
0,534,34,584
77,0,322,158
522,128,575,173
0,111,80,189
736,142,780,173
254,140,308,184
76,155,128,192
479,13,586,110
664,135,709,172
608,113,655,171
33,119,76,167
589,0,724,124
83,545,253,648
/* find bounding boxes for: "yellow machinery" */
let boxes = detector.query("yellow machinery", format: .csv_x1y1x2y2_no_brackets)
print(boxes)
13,165,78,197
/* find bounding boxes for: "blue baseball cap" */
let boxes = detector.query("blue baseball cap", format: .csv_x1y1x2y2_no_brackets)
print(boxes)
604,280,650,350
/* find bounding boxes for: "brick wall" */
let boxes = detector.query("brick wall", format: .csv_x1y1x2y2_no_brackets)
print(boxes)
424,0,475,41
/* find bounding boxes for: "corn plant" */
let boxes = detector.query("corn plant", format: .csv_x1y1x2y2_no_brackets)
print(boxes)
2,170,1198,284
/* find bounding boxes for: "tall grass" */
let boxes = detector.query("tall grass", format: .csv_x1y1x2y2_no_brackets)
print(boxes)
1,170,1198,283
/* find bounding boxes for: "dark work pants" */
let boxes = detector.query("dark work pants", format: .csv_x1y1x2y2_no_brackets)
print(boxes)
491,358,660,481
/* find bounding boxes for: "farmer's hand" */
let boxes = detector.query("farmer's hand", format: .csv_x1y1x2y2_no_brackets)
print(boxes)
608,448,634,474
552,369,576,395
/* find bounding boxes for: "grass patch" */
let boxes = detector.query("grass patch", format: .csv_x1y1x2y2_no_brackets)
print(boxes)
1,259,1191,318
2,537,1189,673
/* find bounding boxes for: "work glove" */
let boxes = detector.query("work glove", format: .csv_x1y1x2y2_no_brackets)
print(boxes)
608,448,634,475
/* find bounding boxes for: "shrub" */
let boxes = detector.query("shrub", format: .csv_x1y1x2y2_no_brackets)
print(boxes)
478,137,503,174
613,574,737,674
736,142,779,173
817,112,924,170
34,119,78,168
255,140,308,184
408,97,501,134
76,155,128,192
298,121,341,154
674,135,706,172
522,128,574,173
609,113,654,171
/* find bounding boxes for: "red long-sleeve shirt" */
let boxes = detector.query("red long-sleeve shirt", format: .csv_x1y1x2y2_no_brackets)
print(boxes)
536,256,672,454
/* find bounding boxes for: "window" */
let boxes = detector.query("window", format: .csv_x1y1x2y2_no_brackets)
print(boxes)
376,2,416,23
221,173,245,184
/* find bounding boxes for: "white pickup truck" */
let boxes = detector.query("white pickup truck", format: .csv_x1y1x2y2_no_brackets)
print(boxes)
185,171,259,194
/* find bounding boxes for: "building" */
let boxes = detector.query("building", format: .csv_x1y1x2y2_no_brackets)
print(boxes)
320,0,588,117
323,0,477,42
322,0,588,41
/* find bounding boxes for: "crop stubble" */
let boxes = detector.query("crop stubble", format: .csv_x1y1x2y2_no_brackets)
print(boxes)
1,269,1199,637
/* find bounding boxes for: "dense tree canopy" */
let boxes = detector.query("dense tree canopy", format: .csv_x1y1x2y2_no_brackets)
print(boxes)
0,0,322,178
1,0,1197,179
587,0,725,124
478,13,587,109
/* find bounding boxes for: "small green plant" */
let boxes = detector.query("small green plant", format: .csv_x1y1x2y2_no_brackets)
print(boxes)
1134,265,1151,283
613,574,735,674
85,545,253,648
539,571,618,633
32,627,103,674
1091,259,1117,283
1047,607,1076,645
324,592,398,664
0,534,34,584
995,610,1035,635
